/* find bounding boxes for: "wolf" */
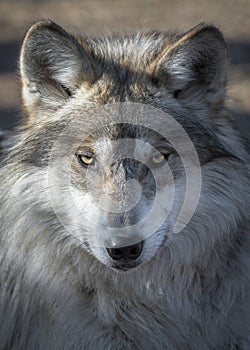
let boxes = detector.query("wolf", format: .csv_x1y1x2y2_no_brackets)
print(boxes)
0,19,249,350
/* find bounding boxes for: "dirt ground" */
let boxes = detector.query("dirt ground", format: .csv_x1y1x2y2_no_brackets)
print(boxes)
0,0,249,140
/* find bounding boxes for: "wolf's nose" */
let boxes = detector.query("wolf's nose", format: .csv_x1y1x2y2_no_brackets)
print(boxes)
106,242,143,261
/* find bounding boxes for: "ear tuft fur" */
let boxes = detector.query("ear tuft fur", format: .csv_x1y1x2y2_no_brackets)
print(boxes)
20,20,96,123
150,23,228,113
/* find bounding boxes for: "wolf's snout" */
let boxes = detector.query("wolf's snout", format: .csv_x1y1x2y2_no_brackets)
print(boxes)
106,242,143,261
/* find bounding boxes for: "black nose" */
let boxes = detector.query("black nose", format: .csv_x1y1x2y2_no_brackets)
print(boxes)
106,242,143,261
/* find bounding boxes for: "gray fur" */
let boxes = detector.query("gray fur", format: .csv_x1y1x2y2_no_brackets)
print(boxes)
0,20,249,349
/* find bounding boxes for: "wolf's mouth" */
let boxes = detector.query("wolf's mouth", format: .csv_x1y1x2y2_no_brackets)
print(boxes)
110,261,142,271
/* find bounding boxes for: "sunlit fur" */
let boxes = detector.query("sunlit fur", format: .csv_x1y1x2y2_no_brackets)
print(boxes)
0,20,249,349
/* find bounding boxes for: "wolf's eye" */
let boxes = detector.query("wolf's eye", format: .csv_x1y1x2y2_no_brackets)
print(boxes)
77,154,95,167
151,154,165,165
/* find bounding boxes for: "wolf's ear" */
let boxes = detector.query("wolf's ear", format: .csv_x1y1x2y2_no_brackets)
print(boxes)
151,23,228,113
20,20,96,122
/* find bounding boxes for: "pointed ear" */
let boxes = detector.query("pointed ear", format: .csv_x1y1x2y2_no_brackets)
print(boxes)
150,23,228,113
20,20,96,122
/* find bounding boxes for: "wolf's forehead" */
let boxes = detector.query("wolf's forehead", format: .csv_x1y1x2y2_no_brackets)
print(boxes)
82,124,163,154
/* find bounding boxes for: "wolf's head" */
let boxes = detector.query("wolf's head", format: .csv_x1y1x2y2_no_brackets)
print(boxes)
15,20,246,272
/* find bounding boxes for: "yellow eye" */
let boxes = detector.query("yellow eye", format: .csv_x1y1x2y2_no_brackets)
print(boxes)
151,154,165,164
78,154,95,166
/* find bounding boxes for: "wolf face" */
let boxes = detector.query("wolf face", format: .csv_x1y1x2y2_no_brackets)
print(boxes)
17,20,240,271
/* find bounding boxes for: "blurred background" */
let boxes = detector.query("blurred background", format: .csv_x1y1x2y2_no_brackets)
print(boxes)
0,0,249,141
